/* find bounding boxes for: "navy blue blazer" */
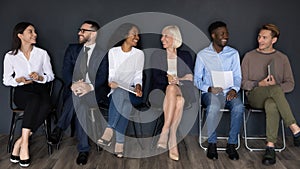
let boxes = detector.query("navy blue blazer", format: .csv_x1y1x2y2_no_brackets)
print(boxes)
150,49,195,105
62,43,109,105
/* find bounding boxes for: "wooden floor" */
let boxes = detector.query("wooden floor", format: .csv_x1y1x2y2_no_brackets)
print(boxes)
0,134,299,169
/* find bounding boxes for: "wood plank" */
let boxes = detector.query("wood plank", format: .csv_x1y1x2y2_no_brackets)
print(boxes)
0,134,299,169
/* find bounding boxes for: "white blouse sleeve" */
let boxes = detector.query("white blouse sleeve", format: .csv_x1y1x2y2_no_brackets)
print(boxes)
36,51,54,83
3,54,19,87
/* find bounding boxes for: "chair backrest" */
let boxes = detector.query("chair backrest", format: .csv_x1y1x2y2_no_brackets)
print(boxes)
49,77,65,117
10,87,21,111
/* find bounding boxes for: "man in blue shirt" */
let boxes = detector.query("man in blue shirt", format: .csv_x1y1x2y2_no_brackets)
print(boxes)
194,21,244,160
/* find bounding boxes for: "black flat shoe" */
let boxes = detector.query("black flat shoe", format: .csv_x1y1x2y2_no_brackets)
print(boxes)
262,147,276,166
10,155,20,164
19,158,31,168
76,152,89,165
97,138,112,147
294,132,300,146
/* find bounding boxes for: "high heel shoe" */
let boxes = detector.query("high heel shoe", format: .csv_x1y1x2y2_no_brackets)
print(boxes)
98,128,113,146
114,143,124,158
11,137,22,164
169,151,179,161
115,152,124,158
97,138,112,147
19,158,31,168
10,155,20,164
19,143,30,167
157,130,169,149
169,146,179,161
168,133,179,161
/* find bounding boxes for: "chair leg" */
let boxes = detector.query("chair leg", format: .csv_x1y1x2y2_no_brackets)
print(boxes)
243,109,285,152
70,115,76,137
44,118,53,155
7,112,17,153
151,114,164,149
132,110,144,149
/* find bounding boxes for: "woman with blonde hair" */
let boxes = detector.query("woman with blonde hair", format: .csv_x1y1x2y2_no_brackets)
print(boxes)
150,25,194,160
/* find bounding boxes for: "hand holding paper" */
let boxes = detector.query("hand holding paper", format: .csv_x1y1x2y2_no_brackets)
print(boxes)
211,71,234,89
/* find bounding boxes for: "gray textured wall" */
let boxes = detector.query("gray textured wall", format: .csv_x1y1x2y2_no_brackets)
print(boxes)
1,0,299,134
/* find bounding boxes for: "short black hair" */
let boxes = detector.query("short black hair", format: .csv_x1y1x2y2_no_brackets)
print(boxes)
208,21,227,35
82,20,100,31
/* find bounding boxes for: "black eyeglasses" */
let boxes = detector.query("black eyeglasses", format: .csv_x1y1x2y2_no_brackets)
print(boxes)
78,28,96,33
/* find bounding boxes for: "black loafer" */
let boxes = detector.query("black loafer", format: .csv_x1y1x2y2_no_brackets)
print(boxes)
76,152,89,165
262,147,276,165
207,143,218,160
19,158,31,168
294,132,300,147
226,144,239,160
10,155,20,164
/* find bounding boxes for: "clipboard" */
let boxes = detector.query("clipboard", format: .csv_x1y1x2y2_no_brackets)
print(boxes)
118,85,137,95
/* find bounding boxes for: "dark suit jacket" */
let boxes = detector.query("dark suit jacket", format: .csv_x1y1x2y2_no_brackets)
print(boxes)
150,49,195,106
62,43,109,105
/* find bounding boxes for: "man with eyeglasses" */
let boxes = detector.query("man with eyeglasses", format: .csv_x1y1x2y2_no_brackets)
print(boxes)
48,20,109,165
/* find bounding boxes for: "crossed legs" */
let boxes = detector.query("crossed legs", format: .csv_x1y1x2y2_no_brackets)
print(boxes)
158,84,184,160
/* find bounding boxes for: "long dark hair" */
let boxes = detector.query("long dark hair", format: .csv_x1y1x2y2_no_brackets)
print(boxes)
10,22,34,55
107,23,140,49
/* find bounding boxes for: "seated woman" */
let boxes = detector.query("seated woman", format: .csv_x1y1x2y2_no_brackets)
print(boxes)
3,22,54,167
97,23,144,158
150,25,194,161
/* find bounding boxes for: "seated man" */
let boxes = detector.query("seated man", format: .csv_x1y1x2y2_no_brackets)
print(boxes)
194,21,244,161
48,20,109,165
241,23,300,166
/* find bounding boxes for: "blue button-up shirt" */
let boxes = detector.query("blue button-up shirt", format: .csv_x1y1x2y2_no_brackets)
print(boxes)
194,43,242,95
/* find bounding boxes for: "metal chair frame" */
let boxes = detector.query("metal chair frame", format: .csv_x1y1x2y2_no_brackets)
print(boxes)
242,90,286,152
199,106,240,151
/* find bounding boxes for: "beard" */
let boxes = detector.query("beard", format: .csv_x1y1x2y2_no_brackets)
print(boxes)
78,35,89,44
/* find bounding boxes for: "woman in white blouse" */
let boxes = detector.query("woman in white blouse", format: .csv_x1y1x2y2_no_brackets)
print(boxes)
3,22,54,167
97,23,144,158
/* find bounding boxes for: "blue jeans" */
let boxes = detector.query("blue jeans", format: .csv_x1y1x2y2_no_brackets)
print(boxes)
108,88,142,143
202,92,244,144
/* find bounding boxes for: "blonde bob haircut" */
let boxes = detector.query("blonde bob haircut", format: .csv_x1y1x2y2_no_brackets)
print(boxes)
162,25,183,48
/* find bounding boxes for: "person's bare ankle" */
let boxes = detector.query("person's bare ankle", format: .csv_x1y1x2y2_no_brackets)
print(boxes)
19,144,29,160
101,128,113,141
266,142,275,148
12,138,22,156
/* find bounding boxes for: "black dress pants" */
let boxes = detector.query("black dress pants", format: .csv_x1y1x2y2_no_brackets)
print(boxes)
14,82,51,132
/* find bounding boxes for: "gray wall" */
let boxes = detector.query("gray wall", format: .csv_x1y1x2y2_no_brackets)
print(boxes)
1,0,299,134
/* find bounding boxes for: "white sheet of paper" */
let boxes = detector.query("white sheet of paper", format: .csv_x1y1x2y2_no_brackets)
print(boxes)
211,71,234,89
118,85,137,95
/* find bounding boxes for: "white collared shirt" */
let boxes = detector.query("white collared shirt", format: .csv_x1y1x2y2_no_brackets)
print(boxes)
108,46,144,96
3,46,55,86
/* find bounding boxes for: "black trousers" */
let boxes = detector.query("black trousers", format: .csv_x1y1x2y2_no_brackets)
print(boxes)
14,82,51,132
